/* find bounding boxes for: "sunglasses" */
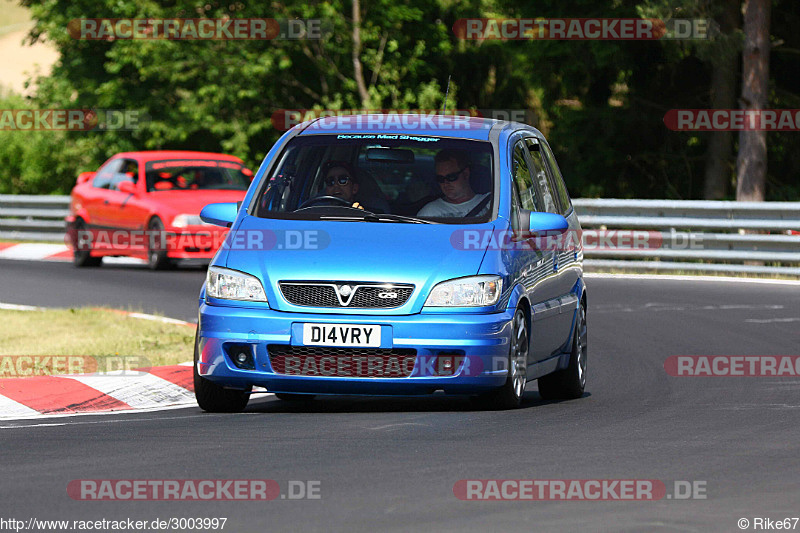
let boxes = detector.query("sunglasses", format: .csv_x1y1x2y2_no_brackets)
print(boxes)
324,175,352,186
436,167,467,183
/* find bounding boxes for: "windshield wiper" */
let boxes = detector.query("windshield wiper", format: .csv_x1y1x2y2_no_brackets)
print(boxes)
319,212,436,224
315,207,436,224
361,213,437,224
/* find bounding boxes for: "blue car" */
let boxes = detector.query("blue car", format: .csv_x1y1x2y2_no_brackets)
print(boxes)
194,114,587,411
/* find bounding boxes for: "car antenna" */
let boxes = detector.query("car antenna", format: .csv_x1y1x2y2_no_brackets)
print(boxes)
441,75,452,115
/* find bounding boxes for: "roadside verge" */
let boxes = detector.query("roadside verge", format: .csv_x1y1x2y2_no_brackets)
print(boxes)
0,304,198,419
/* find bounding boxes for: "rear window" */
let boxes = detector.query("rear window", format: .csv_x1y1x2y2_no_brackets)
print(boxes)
144,159,250,192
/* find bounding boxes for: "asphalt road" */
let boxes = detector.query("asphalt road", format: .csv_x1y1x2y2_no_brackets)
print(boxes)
0,259,206,322
1,260,799,532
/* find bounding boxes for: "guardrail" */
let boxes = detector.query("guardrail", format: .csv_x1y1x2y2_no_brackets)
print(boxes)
573,199,800,276
0,195,71,242
1,195,798,276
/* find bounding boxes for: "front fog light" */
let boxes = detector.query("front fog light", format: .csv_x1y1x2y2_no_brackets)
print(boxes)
228,344,255,370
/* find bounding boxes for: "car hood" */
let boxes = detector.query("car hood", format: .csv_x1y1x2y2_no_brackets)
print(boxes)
222,215,494,314
146,190,247,217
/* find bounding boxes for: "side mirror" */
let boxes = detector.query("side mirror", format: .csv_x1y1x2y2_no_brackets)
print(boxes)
200,202,239,228
77,171,95,185
526,211,569,234
117,181,137,195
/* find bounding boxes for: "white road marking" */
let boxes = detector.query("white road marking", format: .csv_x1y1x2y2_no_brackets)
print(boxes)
0,396,274,428
0,302,195,327
0,422,68,429
0,403,202,424
0,302,44,311
369,422,429,431
745,317,800,324
721,404,800,410
126,312,194,326
0,411,209,429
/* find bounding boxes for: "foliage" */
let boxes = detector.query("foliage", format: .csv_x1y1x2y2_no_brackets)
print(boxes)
2,0,797,199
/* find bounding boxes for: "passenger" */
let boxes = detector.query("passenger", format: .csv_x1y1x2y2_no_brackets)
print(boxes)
417,149,490,217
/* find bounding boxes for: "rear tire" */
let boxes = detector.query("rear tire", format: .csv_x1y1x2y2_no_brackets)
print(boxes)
472,308,528,410
147,217,173,270
193,333,250,413
72,219,102,267
538,301,587,400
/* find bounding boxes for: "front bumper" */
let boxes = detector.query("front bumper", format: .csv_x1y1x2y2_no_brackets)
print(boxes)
197,302,515,396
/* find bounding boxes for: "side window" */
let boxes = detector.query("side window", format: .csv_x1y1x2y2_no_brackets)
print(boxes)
523,139,558,214
110,159,139,191
92,159,122,189
510,180,522,232
511,141,540,212
540,142,572,214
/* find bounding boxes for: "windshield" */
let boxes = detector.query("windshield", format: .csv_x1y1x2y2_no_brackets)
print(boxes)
145,159,250,192
252,135,494,223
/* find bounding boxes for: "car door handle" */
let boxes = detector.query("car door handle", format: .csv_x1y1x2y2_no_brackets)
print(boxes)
104,200,110,205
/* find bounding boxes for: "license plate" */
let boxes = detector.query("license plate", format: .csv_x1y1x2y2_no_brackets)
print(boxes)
302,323,381,347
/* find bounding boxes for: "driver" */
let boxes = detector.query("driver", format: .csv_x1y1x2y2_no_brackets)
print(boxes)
417,149,490,218
321,161,364,209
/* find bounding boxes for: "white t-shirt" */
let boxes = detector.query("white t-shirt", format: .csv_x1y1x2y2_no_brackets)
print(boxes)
417,193,491,218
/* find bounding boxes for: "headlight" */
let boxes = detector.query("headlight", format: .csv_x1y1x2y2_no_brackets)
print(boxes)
172,214,205,228
424,275,503,307
206,266,267,302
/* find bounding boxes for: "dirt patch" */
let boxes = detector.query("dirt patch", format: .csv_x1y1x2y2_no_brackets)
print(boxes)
0,26,59,96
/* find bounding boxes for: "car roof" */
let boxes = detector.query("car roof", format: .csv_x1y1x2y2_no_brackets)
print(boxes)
295,114,543,141
114,151,243,162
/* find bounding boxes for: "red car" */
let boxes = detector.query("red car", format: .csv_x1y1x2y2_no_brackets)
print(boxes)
66,151,251,269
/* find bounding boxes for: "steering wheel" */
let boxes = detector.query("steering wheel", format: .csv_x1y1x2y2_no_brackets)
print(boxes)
297,195,353,210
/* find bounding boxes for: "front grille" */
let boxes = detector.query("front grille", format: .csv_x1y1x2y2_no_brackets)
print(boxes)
279,282,413,308
349,286,414,307
280,284,339,307
268,345,417,378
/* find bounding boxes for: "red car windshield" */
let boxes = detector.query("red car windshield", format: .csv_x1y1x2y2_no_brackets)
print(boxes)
145,159,250,192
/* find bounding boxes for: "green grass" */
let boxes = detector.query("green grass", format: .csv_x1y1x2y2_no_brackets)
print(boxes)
0,307,196,373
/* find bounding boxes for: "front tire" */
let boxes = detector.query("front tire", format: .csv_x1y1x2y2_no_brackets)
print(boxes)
147,217,173,270
473,308,529,410
538,301,587,400
193,333,250,413
72,219,102,267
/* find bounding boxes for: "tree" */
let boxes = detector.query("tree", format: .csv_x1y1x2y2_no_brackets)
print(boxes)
7,0,799,199
16,0,461,192
703,0,741,200
735,0,771,201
